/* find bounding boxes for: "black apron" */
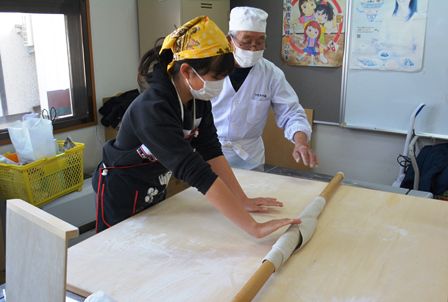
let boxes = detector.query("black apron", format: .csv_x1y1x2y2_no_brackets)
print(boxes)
92,140,171,232
93,100,201,232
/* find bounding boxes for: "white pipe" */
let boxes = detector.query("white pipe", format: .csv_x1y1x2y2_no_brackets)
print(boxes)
408,135,420,190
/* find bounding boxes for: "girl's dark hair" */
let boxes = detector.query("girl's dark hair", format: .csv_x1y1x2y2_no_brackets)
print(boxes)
316,3,334,21
138,37,234,91
137,37,164,91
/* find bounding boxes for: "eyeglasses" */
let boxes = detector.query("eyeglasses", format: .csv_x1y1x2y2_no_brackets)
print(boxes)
231,36,266,51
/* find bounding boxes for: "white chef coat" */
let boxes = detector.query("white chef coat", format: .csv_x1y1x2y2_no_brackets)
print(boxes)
211,58,311,169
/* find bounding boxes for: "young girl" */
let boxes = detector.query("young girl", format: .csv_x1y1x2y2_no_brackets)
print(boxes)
298,0,317,25
314,2,335,64
300,21,321,64
93,16,300,237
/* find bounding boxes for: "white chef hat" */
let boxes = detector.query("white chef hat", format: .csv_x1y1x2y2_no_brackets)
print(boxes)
229,7,268,33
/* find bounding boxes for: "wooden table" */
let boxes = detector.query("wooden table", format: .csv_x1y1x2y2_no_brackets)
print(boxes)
67,169,448,301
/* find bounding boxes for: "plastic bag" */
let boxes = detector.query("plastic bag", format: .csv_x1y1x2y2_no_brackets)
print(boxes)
7,117,56,164
0,154,17,165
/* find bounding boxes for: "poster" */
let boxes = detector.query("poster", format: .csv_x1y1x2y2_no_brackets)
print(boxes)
349,0,429,72
282,0,346,67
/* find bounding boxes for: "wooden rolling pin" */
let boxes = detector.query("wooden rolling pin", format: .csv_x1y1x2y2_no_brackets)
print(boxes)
232,172,345,302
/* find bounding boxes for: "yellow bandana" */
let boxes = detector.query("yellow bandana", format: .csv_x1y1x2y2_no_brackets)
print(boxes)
160,16,231,71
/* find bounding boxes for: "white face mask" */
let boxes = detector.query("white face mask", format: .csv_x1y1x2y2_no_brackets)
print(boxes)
186,68,225,100
232,44,264,68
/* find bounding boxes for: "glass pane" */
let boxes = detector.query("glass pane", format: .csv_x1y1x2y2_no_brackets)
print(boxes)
0,13,73,129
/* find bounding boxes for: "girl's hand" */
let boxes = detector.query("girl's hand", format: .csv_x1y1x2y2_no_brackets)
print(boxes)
250,218,301,238
243,197,283,212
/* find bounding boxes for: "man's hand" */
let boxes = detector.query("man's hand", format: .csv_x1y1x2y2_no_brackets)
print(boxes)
292,143,318,167
292,131,318,168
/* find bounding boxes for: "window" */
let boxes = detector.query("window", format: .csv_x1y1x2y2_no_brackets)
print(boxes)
0,0,96,143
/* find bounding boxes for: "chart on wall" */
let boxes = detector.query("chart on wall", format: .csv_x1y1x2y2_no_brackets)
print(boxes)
349,0,429,72
282,0,345,67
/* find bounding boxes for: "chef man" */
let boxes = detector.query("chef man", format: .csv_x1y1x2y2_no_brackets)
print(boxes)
211,6,318,170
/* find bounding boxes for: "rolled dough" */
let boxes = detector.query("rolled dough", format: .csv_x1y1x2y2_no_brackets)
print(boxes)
263,196,327,271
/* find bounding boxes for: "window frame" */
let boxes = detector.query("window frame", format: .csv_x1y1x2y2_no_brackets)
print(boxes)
0,0,97,145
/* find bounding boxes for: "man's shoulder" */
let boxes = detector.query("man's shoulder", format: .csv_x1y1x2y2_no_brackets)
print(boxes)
254,58,285,80
258,58,275,68
256,58,283,74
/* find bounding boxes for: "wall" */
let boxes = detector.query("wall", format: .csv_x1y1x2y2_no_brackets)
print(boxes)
229,0,424,185
0,0,140,175
231,0,341,123
312,124,404,185
81,0,140,173
0,0,431,186
92,0,408,185
93,0,441,186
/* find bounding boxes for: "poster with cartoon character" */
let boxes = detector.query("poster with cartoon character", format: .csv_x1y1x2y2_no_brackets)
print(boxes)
282,0,345,67
349,0,428,72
